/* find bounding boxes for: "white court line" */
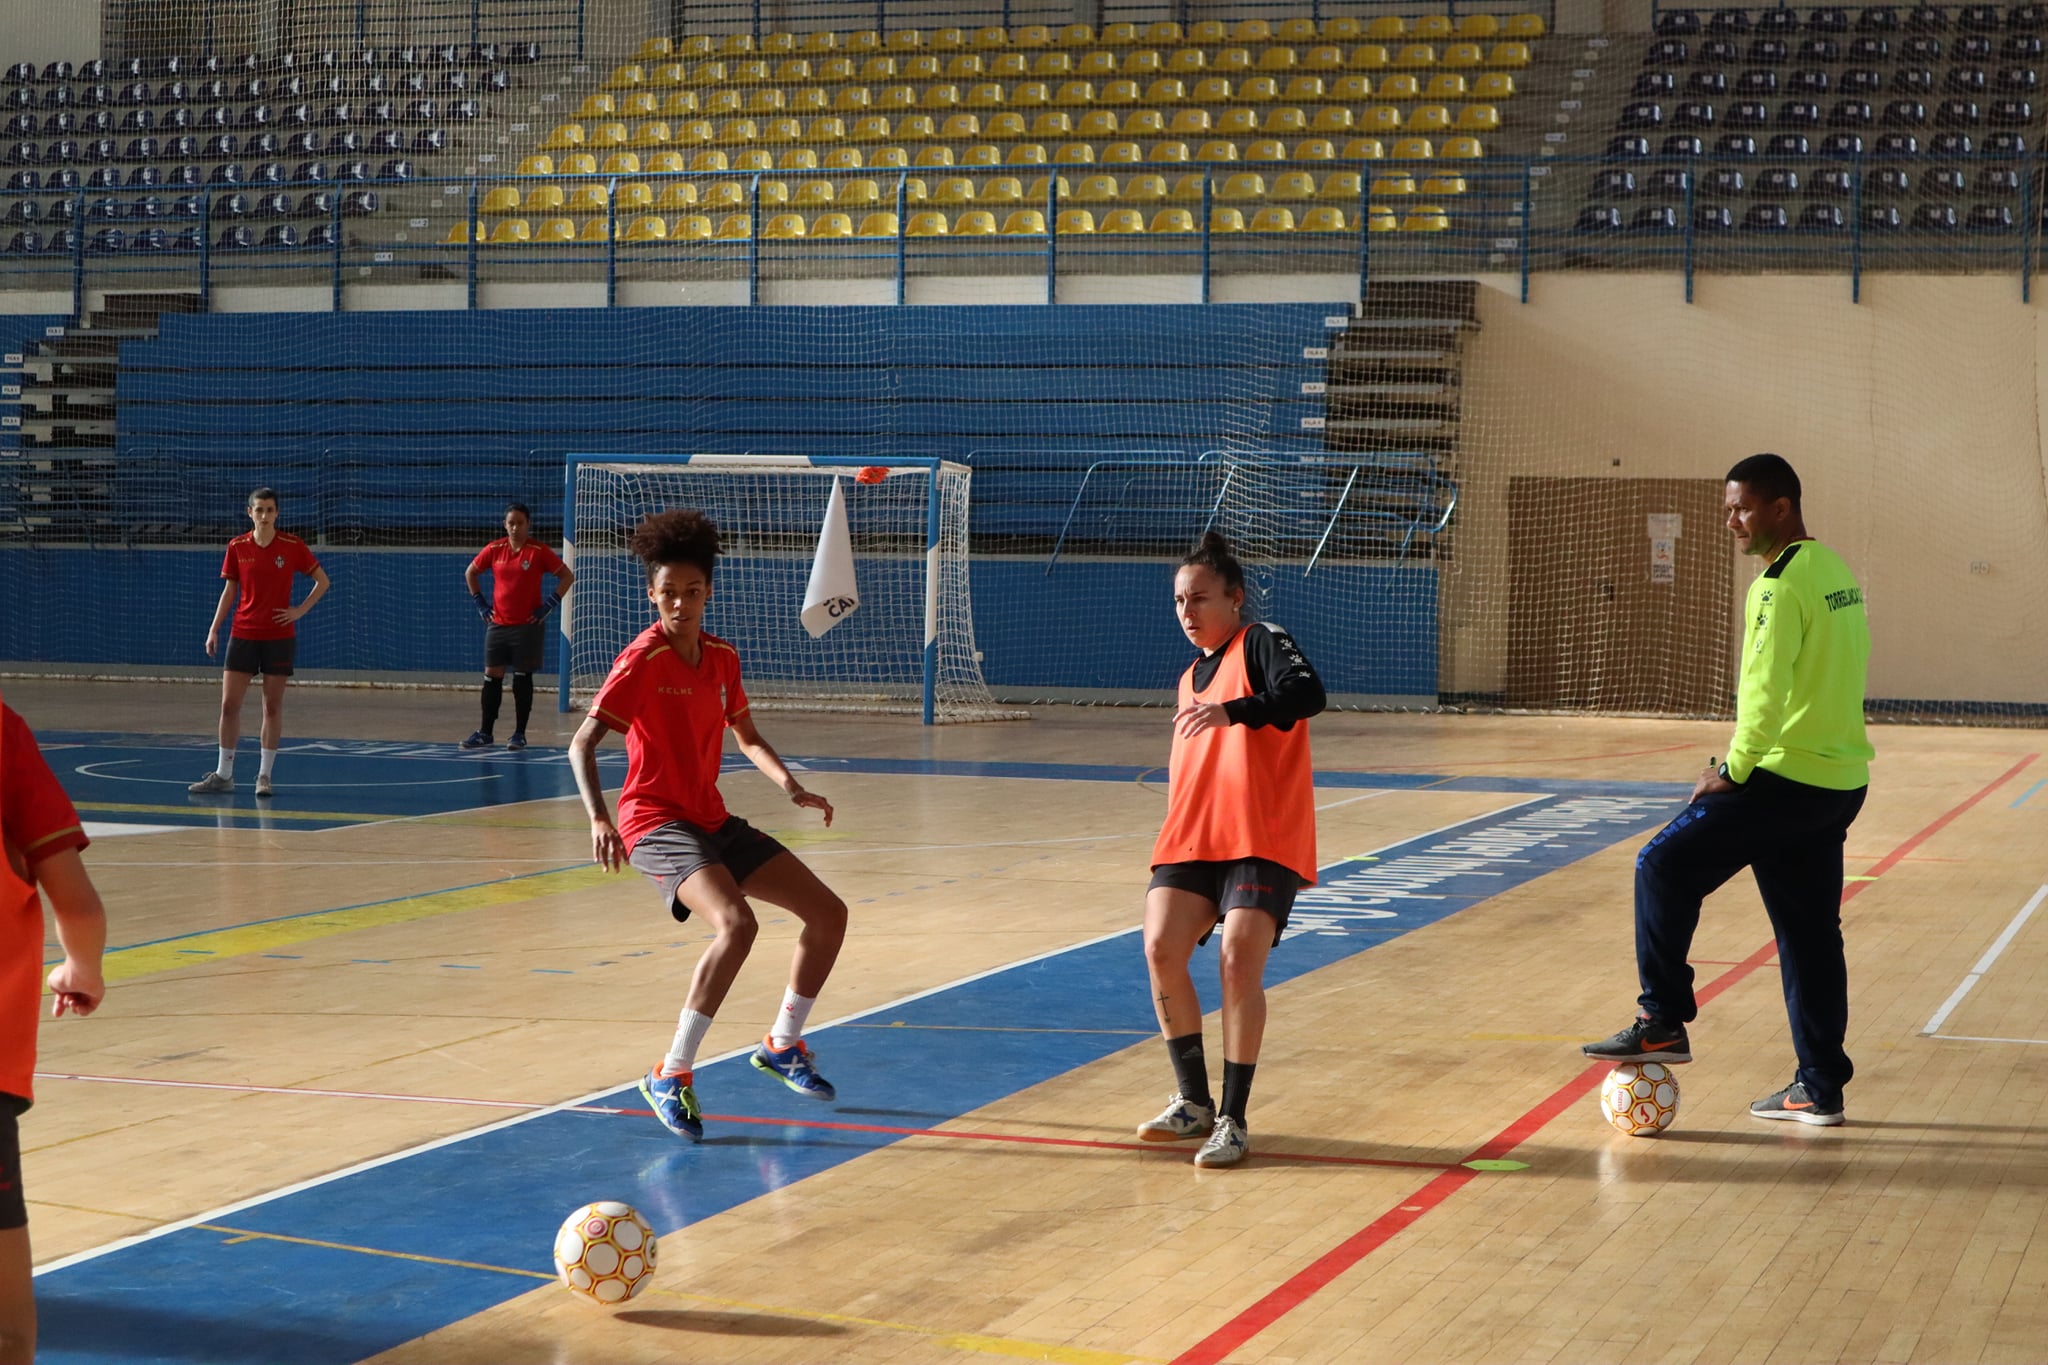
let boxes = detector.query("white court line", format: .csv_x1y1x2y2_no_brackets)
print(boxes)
35,793,1541,1276
1921,883,2048,1036
1926,1034,2048,1046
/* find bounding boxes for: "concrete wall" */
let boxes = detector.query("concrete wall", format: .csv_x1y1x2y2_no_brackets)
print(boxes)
0,0,104,67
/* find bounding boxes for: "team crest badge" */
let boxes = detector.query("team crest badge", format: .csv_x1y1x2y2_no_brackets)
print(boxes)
274,555,285,568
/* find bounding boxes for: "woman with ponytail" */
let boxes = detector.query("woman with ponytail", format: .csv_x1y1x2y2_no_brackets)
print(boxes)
1136,533,1325,1168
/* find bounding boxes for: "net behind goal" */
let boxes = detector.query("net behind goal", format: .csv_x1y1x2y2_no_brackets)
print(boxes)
561,454,1013,724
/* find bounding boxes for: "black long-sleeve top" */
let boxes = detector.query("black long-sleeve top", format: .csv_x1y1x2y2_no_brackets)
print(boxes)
1191,623,1327,731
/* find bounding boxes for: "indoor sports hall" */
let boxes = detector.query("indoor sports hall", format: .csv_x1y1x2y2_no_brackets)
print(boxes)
5,3,2048,1365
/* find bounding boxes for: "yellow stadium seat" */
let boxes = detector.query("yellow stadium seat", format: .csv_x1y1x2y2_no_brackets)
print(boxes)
1390,137,1435,159
1124,173,1168,201
1190,77,1233,103
971,25,1008,48
929,27,964,49
1060,23,1098,47
1078,51,1118,77
763,212,805,239
673,120,714,146
1365,16,1407,40
1100,208,1146,233
1372,172,1416,196
702,181,745,208
689,61,727,86
1340,138,1385,160
1218,109,1259,135
1420,175,1468,196
576,93,616,118
1321,170,1363,199
922,85,960,109
689,149,729,172
757,180,791,206
522,184,566,212
675,212,714,239
1191,20,1228,43
904,55,943,81
1412,15,1455,40
933,176,976,204
481,186,522,214
679,35,715,56
613,213,662,241
906,210,948,235
1011,81,1050,106
1370,204,1397,231
645,150,687,175
989,112,1031,138
1171,172,1207,199
1249,206,1295,231
1271,170,1315,197
1169,109,1212,136
1144,78,1186,104
860,55,897,80
1299,206,1347,231
1282,18,1322,42
838,178,881,205
1075,174,1119,202
1442,44,1486,69
990,51,1031,77
1195,140,1241,161
1473,72,1517,100
541,122,586,151
793,179,835,206
714,212,752,238
1218,172,1265,199
1166,48,1206,74
1426,74,1471,100
1210,206,1245,232
1054,81,1094,105
1123,109,1166,136
850,114,891,140
1232,19,1272,42
1403,205,1449,231
1055,208,1095,233
1281,74,1327,103
720,119,760,146
1124,50,1162,75
1441,136,1484,158
1025,174,1071,201
747,88,786,113
954,209,997,233
1264,108,1308,135
1379,75,1422,99
876,84,915,109
806,116,845,143
1077,110,1121,138
517,154,555,176
1149,207,1195,232
733,149,774,172
718,34,754,55
1455,14,1501,40
624,91,662,117
1505,14,1546,37
940,113,982,139
615,181,655,210
603,152,642,175
487,218,531,244
762,32,796,54
773,58,811,83
1102,21,1140,45
857,211,900,236
655,182,698,209
1456,105,1500,132
1102,141,1144,164
638,37,672,59
897,114,937,140
1034,52,1073,76
560,153,599,175
979,176,1023,204
605,64,645,89
1150,141,1190,162
1350,44,1390,70
1408,106,1452,134
1325,74,1371,103
994,207,1044,235
441,220,474,244
1145,22,1183,43
811,212,854,238
631,121,674,148
1293,138,1336,160
1488,43,1531,68
1304,45,1346,72
822,145,862,170
886,29,924,51
1053,142,1094,164
869,146,909,167
966,81,1004,107
1258,46,1299,71
1323,16,1364,40
914,144,955,167
794,89,833,116
578,216,609,241
1360,106,1402,132
647,61,685,88
1006,143,1047,165
566,184,608,212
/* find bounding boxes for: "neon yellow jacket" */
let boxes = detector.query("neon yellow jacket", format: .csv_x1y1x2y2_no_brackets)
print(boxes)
1726,539,1873,791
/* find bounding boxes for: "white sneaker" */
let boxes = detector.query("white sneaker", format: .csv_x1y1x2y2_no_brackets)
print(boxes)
254,773,273,798
1194,1116,1249,1168
1136,1093,1217,1142
188,772,233,794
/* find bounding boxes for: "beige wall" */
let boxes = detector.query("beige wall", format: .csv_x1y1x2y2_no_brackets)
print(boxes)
1448,272,2048,707
0,0,102,66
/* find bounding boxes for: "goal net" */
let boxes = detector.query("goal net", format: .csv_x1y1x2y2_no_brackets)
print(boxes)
561,453,1015,724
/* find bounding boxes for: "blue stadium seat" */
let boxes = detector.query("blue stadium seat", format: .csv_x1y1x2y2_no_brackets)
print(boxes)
1716,131,1756,153
152,81,187,107
323,102,355,126
292,159,329,182
128,226,167,250
3,198,34,222
1799,203,1846,230
287,130,324,156
335,159,371,182
440,70,469,93
171,226,201,251
119,108,154,131
387,46,419,67
213,191,249,217
240,103,273,128
1694,203,1734,229
1878,166,1913,193
83,136,116,161
360,72,389,96
114,57,145,80
295,189,333,216
44,139,78,163
87,225,124,250
304,223,338,249
80,83,113,107
237,77,269,101
1913,201,1958,228
1650,166,1692,195
195,77,230,103
1986,130,2029,153
365,99,396,124
1875,130,1919,152
41,86,74,109
202,131,239,158
42,61,73,82
249,162,285,185
507,42,542,64
255,191,293,217
448,98,480,121
43,227,77,252
340,188,378,216
1768,132,1810,154
368,128,403,154
163,133,198,159
197,105,232,129
79,110,112,135
375,157,413,181
396,71,428,96
6,169,36,190
4,62,34,83
6,141,40,166
276,74,305,99
3,113,34,138
1706,166,1746,192
208,162,244,184
1575,204,1622,231
161,107,194,130
6,229,39,252
165,164,203,186
1925,166,1967,195
280,103,314,127
411,128,446,153
154,56,184,78
44,167,77,190
405,98,437,122
1631,205,1679,230
84,167,120,189
168,192,202,217
215,225,254,248
1661,133,1705,155
260,223,300,247
245,130,279,156
85,195,122,219
1930,130,1972,153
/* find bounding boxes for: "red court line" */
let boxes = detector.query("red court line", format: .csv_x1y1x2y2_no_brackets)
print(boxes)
1168,751,2038,1365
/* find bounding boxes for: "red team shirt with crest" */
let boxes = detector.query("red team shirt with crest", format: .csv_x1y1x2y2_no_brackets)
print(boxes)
221,532,321,641
0,701,91,1103
469,537,566,626
590,625,750,850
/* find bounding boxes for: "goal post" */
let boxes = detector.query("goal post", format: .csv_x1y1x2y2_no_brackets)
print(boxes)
559,453,1015,725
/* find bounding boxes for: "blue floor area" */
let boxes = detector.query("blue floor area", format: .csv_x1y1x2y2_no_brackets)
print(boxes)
35,786,1685,1364
41,731,1693,832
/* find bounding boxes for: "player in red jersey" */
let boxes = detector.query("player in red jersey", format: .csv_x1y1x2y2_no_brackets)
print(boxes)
0,694,108,1365
461,502,574,751
1138,532,1325,1169
568,510,848,1143
189,488,331,799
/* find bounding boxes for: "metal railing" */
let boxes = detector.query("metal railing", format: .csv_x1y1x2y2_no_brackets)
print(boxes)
104,1,587,61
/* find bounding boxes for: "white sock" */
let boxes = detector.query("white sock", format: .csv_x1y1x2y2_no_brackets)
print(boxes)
769,989,816,1050
258,748,278,780
662,1008,714,1077
216,747,236,779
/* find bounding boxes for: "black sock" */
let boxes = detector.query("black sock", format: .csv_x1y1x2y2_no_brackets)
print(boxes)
511,672,534,734
480,675,503,733
1166,1032,1211,1107
1220,1060,1256,1125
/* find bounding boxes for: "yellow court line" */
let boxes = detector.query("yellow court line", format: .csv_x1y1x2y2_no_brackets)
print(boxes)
96,865,611,985
76,800,395,823
194,1224,554,1280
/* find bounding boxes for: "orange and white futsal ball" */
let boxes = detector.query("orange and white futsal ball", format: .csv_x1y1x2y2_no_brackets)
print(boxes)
1599,1062,1681,1136
553,1201,658,1305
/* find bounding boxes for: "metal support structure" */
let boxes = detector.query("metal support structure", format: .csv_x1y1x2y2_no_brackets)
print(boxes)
748,173,762,305
1045,172,1058,303
894,171,908,305
1682,164,1696,304
604,180,618,307
1518,160,1532,303
1304,464,1359,577
1357,172,1371,305
1851,163,1864,305
1199,173,1213,302
330,192,345,311
465,181,479,309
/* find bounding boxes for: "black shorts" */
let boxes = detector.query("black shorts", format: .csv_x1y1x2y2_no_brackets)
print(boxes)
0,1092,27,1231
1148,857,1304,946
628,816,790,923
224,635,296,676
484,622,545,674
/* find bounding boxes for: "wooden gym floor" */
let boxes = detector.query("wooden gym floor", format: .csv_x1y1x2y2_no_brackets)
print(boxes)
8,676,2048,1365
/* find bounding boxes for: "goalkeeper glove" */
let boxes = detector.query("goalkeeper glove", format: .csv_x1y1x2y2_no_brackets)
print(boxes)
472,592,494,624
533,591,562,623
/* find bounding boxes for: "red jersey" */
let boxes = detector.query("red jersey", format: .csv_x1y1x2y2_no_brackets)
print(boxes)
1151,627,1318,884
591,624,751,851
469,536,565,626
1,699,90,1103
222,531,321,641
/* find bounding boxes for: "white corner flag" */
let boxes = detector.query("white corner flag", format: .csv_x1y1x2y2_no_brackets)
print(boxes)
801,476,860,638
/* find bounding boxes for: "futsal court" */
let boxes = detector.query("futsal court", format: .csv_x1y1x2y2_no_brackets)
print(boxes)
9,676,2046,1365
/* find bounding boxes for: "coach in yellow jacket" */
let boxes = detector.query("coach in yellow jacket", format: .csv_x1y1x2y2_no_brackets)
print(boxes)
1582,453,1873,1126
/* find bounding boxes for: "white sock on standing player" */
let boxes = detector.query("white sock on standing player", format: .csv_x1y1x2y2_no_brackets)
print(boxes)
769,989,815,1050
216,747,235,779
258,748,278,781
662,1008,714,1077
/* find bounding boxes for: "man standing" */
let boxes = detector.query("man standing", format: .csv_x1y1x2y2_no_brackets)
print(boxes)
1582,453,1873,1126
462,502,573,751
190,488,330,799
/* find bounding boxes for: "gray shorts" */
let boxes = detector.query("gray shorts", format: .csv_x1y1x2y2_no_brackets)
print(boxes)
627,816,789,922
484,621,545,673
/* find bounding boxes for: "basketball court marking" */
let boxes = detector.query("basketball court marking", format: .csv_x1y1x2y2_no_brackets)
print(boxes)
1164,752,2039,1365
1921,881,2048,1040
34,792,1683,1365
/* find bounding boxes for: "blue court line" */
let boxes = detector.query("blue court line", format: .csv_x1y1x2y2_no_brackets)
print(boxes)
34,789,1682,1365
2010,778,2047,809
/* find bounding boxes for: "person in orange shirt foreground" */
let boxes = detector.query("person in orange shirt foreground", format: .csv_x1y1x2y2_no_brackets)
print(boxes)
1139,533,1325,1168
0,696,107,1365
